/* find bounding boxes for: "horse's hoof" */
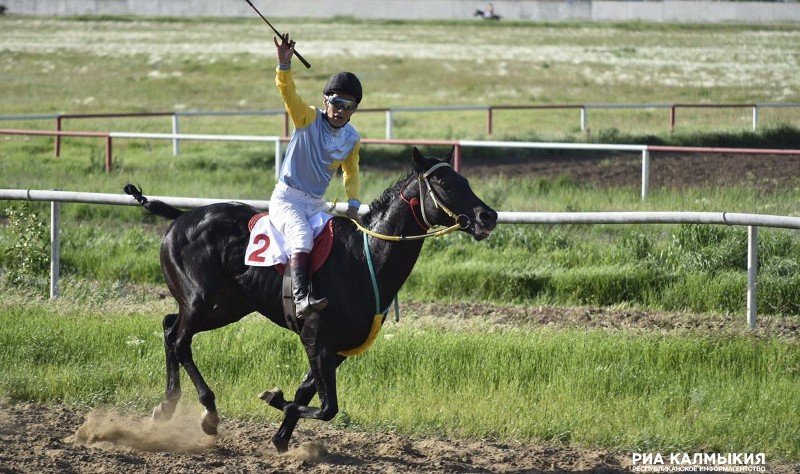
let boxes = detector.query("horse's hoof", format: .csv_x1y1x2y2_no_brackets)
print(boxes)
152,402,174,423
272,434,289,453
259,387,286,410
201,409,220,436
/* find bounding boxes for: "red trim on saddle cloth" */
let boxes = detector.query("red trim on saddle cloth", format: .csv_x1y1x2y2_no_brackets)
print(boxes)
248,212,269,233
248,212,335,276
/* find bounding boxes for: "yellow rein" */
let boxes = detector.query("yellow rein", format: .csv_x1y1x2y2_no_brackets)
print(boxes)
348,217,461,241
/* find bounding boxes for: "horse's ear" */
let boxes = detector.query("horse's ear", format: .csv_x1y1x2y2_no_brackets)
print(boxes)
412,147,428,172
443,146,455,165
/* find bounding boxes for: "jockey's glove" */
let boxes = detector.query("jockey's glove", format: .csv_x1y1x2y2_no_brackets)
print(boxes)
346,205,361,224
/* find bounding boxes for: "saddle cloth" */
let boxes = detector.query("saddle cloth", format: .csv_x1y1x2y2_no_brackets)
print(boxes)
244,212,335,275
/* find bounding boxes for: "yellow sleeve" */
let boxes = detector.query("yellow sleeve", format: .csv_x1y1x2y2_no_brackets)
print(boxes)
342,141,361,203
275,67,317,129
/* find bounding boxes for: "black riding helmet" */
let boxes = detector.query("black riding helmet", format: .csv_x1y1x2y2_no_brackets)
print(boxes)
323,71,362,104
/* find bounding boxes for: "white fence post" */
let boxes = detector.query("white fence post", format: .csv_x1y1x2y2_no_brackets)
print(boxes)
580,106,587,132
752,106,758,131
747,226,758,330
172,114,180,156
385,110,393,139
50,200,60,299
641,149,650,201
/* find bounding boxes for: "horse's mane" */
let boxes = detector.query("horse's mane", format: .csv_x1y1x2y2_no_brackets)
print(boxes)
364,170,416,221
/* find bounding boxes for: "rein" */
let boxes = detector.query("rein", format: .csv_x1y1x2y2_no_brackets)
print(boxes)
349,162,469,242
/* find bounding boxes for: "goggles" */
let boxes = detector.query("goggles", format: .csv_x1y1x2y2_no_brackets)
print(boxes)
325,95,358,112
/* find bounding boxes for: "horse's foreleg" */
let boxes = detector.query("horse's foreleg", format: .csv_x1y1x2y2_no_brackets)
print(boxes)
281,312,340,422
153,313,181,422
267,353,347,452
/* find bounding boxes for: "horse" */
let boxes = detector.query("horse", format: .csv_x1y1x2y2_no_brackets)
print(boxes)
124,147,498,452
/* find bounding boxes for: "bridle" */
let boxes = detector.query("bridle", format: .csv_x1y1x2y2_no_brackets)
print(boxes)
349,162,471,242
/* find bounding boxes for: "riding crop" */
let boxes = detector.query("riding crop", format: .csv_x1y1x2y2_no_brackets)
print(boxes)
242,0,312,69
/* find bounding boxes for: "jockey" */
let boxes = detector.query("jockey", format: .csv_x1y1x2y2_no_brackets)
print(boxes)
270,33,363,318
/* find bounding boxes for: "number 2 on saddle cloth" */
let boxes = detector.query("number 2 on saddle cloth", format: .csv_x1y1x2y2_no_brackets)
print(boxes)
244,211,334,275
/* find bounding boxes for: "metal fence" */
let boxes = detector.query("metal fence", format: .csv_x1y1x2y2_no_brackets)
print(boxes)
2,188,799,330
1,102,798,149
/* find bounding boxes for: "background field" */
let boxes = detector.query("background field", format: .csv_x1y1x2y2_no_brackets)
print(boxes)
0,16,799,468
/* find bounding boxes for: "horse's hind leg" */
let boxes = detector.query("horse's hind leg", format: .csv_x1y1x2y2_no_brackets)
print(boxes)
263,354,346,452
153,313,181,423
173,318,220,435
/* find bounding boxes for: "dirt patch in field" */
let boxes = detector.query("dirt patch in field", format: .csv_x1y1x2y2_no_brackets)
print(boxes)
398,301,800,340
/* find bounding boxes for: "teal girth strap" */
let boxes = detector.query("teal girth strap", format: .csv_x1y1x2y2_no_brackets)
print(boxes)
363,232,399,321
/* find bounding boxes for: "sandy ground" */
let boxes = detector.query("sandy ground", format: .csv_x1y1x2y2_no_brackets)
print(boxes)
0,400,635,473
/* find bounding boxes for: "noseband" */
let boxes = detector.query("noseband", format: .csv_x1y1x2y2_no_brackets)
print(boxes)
349,162,470,242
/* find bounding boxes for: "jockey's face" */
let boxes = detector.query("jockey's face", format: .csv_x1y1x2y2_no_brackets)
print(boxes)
323,93,357,128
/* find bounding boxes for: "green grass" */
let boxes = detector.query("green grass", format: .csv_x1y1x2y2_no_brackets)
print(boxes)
1,17,798,137
1,16,799,461
0,299,797,459
406,223,800,314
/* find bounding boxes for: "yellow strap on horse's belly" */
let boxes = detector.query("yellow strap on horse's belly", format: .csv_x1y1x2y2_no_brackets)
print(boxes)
338,314,385,357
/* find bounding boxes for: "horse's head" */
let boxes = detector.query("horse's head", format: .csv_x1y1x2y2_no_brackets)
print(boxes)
409,147,497,240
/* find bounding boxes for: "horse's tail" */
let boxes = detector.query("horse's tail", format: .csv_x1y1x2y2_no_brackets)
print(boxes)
124,184,184,220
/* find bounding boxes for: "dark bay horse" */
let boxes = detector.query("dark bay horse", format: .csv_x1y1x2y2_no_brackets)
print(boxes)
124,147,497,451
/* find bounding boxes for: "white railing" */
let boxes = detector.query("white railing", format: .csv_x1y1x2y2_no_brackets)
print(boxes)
2,188,799,329
3,129,800,202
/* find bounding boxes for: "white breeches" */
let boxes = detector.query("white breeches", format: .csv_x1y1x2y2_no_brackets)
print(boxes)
269,181,329,254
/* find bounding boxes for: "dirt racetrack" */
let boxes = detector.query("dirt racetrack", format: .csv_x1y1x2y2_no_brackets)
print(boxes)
0,400,636,473
2,152,799,473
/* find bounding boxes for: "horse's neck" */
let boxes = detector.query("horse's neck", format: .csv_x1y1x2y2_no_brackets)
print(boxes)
364,178,426,307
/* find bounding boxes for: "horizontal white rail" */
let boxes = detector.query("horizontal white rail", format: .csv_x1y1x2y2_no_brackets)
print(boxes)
0,189,354,213
4,190,800,230
2,188,799,329
176,110,285,117
459,140,647,152
109,132,282,142
497,211,800,230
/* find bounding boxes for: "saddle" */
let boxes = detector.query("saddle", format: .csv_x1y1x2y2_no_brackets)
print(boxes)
247,212,336,333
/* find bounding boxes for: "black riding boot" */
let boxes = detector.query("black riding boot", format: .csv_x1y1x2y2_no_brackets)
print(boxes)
291,252,328,318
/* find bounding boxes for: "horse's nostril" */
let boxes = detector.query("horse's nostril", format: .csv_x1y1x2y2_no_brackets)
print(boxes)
478,210,497,227
478,211,497,224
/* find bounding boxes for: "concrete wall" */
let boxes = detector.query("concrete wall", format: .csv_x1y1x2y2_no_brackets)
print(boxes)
2,0,798,24
594,1,800,23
